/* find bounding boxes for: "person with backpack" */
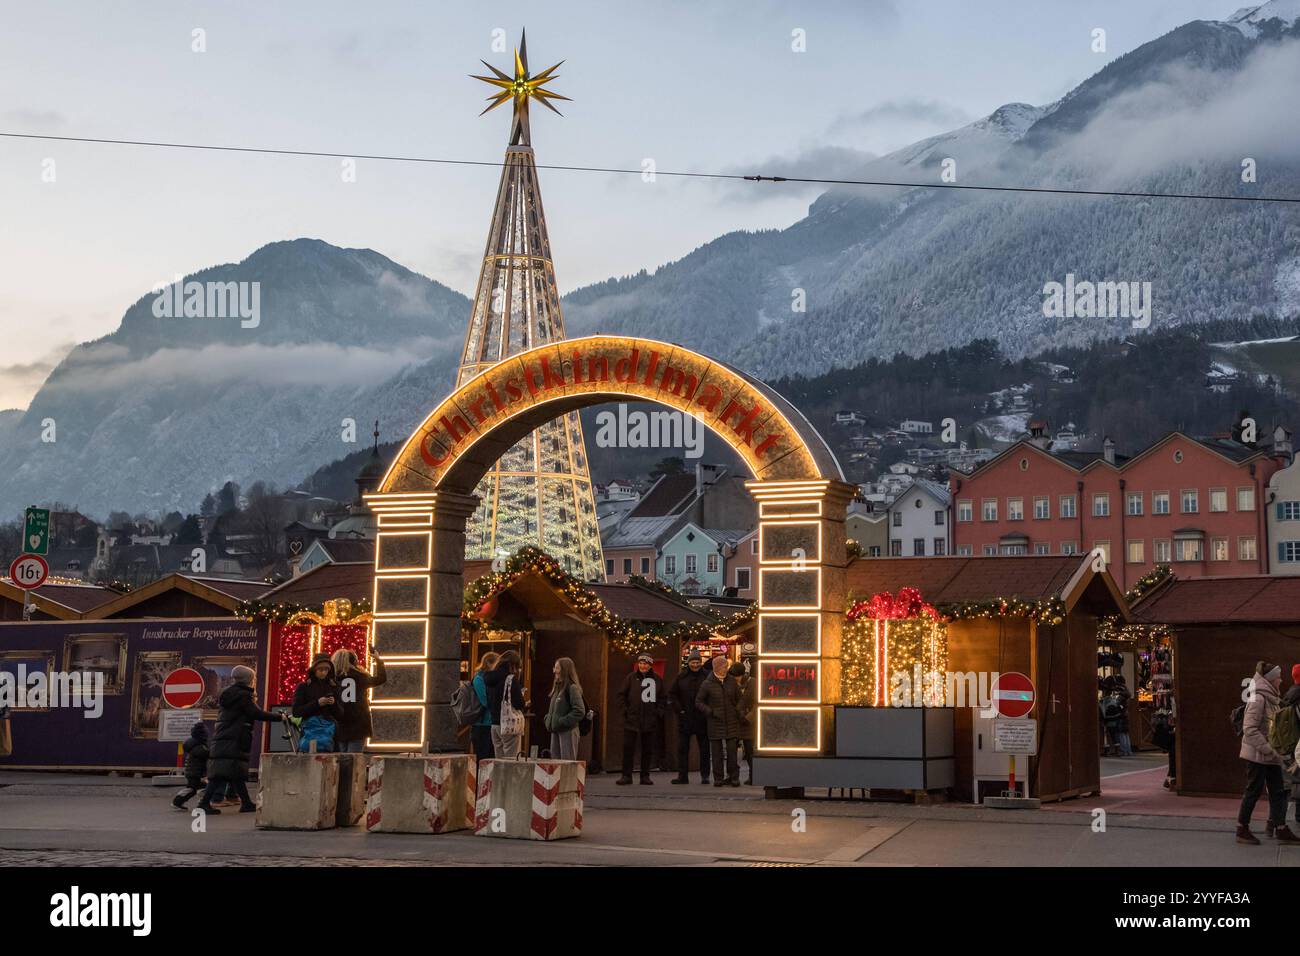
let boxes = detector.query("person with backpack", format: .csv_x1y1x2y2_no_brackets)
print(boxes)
482,650,527,759
543,657,586,760
696,655,743,787
1236,661,1298,845
668,649,711,785
331,644,386,752
459,651,499,762
617,653,666,785
197,666,281,814
291,654,344,753
172,721,210,809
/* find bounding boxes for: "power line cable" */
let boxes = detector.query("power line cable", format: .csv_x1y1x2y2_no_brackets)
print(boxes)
2,130,1298,204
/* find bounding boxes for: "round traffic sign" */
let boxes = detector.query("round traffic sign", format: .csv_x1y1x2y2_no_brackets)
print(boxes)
992,671,1036,718
8,553,49,591
162,667,207,710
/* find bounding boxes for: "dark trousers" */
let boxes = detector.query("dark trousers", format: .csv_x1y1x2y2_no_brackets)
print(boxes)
174,780,202,805
676,725,710,780
739,739,754,778
200,776,251,809
1238,761,1287,827
709,738,739,784
622,728,657,778
470,725,494,763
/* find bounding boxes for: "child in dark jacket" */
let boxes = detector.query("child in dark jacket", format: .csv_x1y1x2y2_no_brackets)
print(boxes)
173,721,210,809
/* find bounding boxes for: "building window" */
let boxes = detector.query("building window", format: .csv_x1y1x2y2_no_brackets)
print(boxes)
1033,496,1049,519
982,545,997,556
957,500,973,522
1238,487,1256,511
868,546,882,557
735,567,751,590
1061,541,1077,555
685,554,697,574
1210,537,1229,561
1126,493,1143,516
1093,541,1110,564
1279,501,1300,521
1210,488,1228,513
934,538,946,556
1092,494,1110,517
605,559,614,576
934,509,945,526
1060,495,1077,519
1153,539,1171,562
891,540,903,557
665,555,677,575
1279,541,1300,563
1000,543,1027,556
1008,498,1024,521
892,511,903,528
1153,492,1170,515
913,538,926,556
1180,489,1199,514
1174,538,1203,562
1034,542,1050,555
620,558,631,575
1127,540,1144,564
957,545,973,556
751,538,759,555
707,553,718,573
982,499,998,521
641,557,650,574
1239,536,1257,561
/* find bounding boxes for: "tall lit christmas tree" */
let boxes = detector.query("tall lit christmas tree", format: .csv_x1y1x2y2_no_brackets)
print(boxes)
461,31,604,580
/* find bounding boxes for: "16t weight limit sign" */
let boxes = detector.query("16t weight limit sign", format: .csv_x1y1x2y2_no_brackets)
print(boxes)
8,553,49,591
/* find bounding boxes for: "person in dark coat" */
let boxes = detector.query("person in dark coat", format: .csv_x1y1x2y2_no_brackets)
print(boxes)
696,655,742,787
197,666,281,814
331,644,387,752
668,649,711,784
617,653,665,785
172,721,210,809
481,650,527,759
292,653,344,751
733,662,757,785
1281,664,1300,829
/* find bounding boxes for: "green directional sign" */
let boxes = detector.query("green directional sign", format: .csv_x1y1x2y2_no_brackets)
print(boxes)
23,507,50,556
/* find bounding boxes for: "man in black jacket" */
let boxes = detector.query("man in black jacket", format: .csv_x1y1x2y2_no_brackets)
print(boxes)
197,666,280,814
617,654,665,785
696,655,742,787
668,650,711,784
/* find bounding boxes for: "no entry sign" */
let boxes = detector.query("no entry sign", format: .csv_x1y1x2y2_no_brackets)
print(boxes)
162,667,206,710
8,553,49,590
991,672,1035,718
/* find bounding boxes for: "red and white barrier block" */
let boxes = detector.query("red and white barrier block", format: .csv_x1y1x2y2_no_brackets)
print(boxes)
364,754,475,834
474,758,585,841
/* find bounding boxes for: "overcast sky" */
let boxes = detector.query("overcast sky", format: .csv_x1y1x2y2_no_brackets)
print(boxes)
0,0,1235,409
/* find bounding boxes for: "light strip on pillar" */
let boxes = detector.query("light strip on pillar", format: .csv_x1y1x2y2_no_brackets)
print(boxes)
366,705,426,751
757,566,822,611
756,659,822,704
371,574,431,617
758,520,823,566
369,661,429,705
757,612,822,657
755,705,822,753
375,531,433,572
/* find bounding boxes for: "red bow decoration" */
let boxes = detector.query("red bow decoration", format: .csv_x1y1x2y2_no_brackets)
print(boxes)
846,587,939,621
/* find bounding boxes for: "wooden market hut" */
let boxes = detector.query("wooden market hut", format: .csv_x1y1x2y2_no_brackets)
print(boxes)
845,554,1130,803
0,580,118,621
1130,575,1300,797
83,573,273,619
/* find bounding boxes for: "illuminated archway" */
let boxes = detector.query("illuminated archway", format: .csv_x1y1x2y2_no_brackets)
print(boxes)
364,335,855,758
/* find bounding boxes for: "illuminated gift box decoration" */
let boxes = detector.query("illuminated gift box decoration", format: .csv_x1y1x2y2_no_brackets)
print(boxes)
270,600,375,704
843,588,948,707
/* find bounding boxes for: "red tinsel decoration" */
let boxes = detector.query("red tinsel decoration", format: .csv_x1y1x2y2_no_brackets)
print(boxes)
846,587,939,621
274,625,314,705
320,623,370,670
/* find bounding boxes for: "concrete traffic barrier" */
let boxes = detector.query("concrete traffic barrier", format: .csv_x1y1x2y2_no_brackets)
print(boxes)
364,754,475,834
473,758,585,840
335,753,368,827
255,753,340,830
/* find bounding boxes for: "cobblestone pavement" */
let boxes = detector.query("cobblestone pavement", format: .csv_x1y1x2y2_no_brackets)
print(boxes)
0,849,432,866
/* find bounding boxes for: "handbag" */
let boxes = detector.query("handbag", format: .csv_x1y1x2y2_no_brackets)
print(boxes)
500,675,526,737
